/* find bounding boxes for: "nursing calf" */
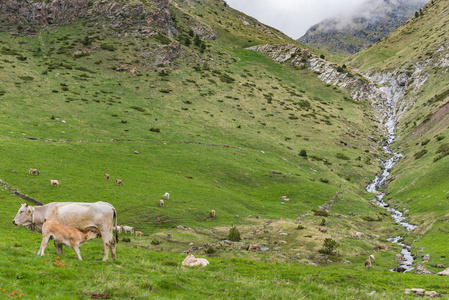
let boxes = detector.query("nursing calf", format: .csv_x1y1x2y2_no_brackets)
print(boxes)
38,220,99,260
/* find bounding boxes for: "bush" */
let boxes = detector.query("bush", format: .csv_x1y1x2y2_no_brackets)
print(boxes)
414,149,428,160
205,247,216,254
100,43,117,51
335,153,350,160
149,127,160,133
299,149,307,157
421,139,431,146
319,218,326,226
227,225,241,242
318,238,339,255
151,238,162,245
122,237,131,243
313,209,329,217
296,225,306,230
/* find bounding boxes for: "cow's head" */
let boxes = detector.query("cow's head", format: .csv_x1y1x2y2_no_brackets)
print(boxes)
12,203,34,227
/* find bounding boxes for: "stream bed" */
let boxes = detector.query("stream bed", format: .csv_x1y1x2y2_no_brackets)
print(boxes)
365,106,417,273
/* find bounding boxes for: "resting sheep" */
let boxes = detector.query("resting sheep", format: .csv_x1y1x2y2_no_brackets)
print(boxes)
104,174,110,180
159,199,164,207
50,179,59,187
182,253,209,266
29,169,40,175
210,209,216,218
116,179,123,186
163,192,170,200
38,220,99,260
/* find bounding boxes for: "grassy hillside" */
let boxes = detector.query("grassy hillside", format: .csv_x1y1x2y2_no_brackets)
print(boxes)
2,0,448,298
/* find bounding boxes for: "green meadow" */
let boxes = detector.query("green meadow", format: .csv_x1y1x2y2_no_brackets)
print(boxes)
1,0,449,298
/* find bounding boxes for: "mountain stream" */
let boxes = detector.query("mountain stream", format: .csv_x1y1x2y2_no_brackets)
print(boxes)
365,92,417,273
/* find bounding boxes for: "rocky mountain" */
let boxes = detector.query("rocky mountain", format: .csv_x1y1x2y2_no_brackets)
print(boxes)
297,0,428,56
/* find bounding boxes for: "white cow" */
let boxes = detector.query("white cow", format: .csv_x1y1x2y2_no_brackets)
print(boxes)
122,225,134,235
38,220,99,260
13,201,118,261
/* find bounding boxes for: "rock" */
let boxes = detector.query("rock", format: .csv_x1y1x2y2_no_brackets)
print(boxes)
279,233,287,236
423,254,431,262
416,263,433,275
260,247,270,252
437,267,449,276
410,288,426,296
176,225,188,230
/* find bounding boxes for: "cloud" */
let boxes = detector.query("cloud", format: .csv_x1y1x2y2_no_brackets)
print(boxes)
225,0,367,39
225,0,426,39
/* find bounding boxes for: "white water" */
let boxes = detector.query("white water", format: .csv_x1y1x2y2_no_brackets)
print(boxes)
366,102,417,273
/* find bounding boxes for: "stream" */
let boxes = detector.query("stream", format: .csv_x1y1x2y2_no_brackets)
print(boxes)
365,100,417,273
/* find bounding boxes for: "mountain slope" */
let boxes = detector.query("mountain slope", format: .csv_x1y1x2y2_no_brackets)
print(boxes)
298,0,427,56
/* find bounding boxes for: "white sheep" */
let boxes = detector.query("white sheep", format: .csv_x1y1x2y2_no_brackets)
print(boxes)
163,192,170,200
104,174,110,180
182,253,209,266
159,199,164,207
50,179,59,187
29,169,40,175
210,209,216,218
116,179,123,186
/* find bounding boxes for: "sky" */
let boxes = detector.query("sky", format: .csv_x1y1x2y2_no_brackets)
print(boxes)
225,0,369,39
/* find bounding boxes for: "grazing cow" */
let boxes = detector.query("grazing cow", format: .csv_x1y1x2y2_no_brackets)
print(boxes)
163,192,169,200
116,179,123,186
38,220,99,260
365,255,375,267
50,180,59,187
122,225,134,235
135,231,143,236
210,209,216,218
13,201,118,261
159,199,164,207
248,244,260,251
182,253,209,266
319,227,327,233
373,244,385,251
113,225,123,235
395,254,403,261
104,174,110,180
29,169,40,175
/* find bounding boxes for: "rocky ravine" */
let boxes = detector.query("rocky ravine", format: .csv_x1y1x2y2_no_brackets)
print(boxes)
248,44,434,131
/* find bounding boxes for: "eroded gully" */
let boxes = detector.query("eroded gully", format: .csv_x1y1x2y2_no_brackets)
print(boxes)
365,79,417,273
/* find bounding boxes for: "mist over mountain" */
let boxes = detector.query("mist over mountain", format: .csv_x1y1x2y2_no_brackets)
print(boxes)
298,0,428,56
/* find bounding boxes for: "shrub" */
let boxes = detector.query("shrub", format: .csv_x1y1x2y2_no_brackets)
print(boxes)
313,209,329,217
296,225,306,230
414,149,428,160
219,74,235,83
421,139,431,146
100,43,116,51
205,247,216,254
122,237,131,243
434,143,449,161
227,225,241,242
320,218,326,226
320,54,325,59
149,127,160,132
435,135,445,141
320,178,329,183
299,149,307,157
151,238,162,245
335,153,350,160
318,238,339,255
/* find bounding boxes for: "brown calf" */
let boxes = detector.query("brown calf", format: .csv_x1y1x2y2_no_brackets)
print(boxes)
37,220,99,260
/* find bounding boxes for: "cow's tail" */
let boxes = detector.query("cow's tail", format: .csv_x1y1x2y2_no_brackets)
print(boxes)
113,208,119,244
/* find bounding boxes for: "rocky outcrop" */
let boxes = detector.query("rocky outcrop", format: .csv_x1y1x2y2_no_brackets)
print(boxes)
0,0,177,37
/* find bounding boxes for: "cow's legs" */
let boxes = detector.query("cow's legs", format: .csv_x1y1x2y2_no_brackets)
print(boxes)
102,241,110,261
110,239,116,260
73,246,83,260
38,235,51,256
54,241,64,255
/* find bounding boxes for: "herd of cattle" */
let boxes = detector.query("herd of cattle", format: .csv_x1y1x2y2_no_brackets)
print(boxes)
11,169,213,264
